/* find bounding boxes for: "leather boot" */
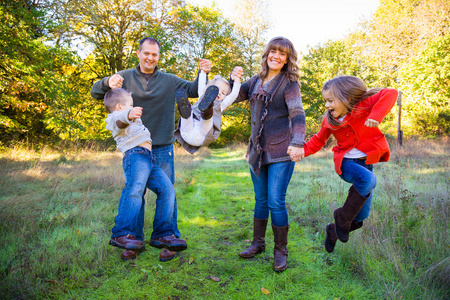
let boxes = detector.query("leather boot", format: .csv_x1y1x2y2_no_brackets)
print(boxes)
239,218,268,258
199,85,219,120
334,185,369,243
324,220,363,253
272,224,289,272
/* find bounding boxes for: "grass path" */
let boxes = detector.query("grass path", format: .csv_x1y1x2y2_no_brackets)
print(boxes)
76,147,375,299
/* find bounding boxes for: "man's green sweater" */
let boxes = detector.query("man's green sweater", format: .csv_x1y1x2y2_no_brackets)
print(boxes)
91,66,200,146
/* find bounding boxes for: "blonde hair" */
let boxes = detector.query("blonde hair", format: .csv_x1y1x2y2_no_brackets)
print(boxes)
104,88,132,113
322,75,382,127
259,36,300,82
201,75,231,99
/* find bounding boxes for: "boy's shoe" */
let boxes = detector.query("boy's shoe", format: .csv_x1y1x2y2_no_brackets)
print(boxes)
159,249,178,262
109,234,145,250
149,235,187,252
175,88,191,119
121,250,137,261
198,85,219,120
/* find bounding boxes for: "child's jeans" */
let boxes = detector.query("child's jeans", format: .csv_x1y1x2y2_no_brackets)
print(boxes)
111,146,177,241
339,158,377,222
250,161,296,227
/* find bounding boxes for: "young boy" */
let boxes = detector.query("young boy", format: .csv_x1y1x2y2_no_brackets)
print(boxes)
104,88,187,261
174,70,241,154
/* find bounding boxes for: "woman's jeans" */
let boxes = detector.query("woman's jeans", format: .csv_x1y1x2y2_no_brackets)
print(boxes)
339,158,377,222
111,146,176,241
152,144,181,238
250,161,295,227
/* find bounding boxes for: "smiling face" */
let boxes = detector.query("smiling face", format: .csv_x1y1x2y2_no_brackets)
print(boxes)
137,41,160,74
323,89,348,119
267,49,287,73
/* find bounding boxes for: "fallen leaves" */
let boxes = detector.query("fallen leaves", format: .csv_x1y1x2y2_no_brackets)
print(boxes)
261,287,270,294
205,275,221,282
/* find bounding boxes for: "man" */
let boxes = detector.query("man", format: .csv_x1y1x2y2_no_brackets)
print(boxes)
91,37,211,262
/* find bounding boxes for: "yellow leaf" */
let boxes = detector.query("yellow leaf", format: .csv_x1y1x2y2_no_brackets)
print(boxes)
189,257,194,265
261,287,270,295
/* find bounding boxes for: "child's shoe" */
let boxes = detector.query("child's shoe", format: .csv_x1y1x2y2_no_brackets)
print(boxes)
198,85,219,120
159,249,178,262
175,88,192,119
121,249,137,261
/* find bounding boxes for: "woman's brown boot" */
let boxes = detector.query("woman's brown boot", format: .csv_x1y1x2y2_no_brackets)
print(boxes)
239,218,268,258
272,224,289,272
334,185,368,243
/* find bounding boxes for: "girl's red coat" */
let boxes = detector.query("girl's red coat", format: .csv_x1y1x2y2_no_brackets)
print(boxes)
304,88,398,175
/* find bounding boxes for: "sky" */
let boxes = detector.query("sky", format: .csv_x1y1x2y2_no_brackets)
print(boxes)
187,0,380,54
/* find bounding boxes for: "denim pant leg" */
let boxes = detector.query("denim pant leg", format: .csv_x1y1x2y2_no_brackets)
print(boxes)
146,162,177,239
152,144,181,238
111,148,151,240
339,158,377,222
250,161,295,227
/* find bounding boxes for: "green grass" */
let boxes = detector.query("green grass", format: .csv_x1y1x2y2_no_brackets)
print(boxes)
0,140,448,299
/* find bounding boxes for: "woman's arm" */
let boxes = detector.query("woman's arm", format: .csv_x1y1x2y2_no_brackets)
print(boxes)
284,81,306,147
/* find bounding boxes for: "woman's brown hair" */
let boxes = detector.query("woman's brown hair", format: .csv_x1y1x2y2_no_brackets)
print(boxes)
323,75,382,127
259,37,300,82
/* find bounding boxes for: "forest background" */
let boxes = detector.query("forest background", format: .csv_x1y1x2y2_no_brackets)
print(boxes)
1,0,449,147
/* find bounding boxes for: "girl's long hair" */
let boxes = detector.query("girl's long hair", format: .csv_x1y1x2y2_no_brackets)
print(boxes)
323,75,382,127
259,37,300,83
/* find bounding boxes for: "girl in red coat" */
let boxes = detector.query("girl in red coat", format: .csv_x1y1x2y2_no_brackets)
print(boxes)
299,75,398,253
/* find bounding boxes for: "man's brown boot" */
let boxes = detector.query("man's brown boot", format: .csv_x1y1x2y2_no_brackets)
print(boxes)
334,185,368,243
239,218,268,258
272,224,289,272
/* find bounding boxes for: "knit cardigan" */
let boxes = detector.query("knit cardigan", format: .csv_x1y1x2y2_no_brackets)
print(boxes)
235,72,306,174
91,66,201,146
304,88,398,175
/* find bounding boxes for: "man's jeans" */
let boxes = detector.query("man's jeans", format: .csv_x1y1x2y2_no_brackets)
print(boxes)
250,161,295,227
339,158,377,222
111,146,176,241
152,144,181,238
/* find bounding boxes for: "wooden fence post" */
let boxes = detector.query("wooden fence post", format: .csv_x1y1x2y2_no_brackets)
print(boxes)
397,91,403,147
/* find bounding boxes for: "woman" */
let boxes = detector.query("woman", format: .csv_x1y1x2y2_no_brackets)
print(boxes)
232,37,306,271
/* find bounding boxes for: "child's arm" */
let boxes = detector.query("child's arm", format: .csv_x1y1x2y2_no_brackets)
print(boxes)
365,88,398,127
303,118,332,157
198,71,207,97
115,107,142,129
220,77,241,112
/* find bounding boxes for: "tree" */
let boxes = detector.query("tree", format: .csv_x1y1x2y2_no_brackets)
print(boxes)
0,0,80,142
231,0,271,79
399,35,450,136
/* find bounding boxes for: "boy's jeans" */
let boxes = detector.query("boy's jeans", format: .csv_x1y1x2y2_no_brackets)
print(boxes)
111,146,176,241
339,158,377,222
151,144,181,238
250,161,295,227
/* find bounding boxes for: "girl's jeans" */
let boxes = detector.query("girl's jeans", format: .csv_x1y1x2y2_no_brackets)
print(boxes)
339,158,377,222
250,161,295,227
111,146,177,241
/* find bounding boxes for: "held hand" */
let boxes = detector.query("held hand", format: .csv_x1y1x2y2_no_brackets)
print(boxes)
231,66,243,80
199,58,212,73
287,146,305,162
108,74,124,89
128,107,143,120
365,119,379,127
